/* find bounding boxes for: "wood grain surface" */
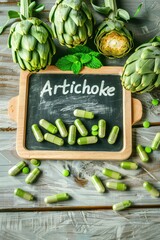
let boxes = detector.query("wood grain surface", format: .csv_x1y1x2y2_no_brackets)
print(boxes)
0,0,160,239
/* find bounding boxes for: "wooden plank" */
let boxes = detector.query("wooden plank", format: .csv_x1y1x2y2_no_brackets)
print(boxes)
0,125,160,210
1,209,160,239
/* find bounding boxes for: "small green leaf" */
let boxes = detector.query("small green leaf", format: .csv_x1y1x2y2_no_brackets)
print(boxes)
69,45,92,54
34,4,45,12
85,57,103,69
71,61,82,74
117,9,130,21
80,54,92,64
89,51,100,57
64,54,79,63
133,3,143,17
8,10,20,19
56,56,73,71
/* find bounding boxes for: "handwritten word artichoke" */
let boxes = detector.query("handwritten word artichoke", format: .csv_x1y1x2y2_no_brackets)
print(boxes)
49,0,94,48
95,18,133,58
121,41,160,93
8,18,56,71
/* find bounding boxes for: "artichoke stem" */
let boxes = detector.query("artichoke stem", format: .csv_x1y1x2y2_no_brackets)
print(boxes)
20,0,32,19
104,0,117,19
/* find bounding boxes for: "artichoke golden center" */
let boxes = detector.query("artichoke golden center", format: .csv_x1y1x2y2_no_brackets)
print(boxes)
99,31,129,57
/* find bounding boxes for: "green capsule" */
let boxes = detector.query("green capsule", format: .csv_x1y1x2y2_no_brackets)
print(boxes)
91,175,105,193
91,130,98,136
39,119,58,134
30,159,41,166
136,144,149,162
31,124,44,142
98,119,106,138
106,181,127,191
8,161,27,176
73,109,94,119
77,136,98,145
143,181,160,198
112,200,132,211
25,168,41,184
44,133,64,146
120,161,138,170
108,126,119,144
102,168,122,180
14,188,34,201
68,125,76,145
91,125,99,131
74,119,88,136
55,118,68,137
151,132,160,150
44,193,70,203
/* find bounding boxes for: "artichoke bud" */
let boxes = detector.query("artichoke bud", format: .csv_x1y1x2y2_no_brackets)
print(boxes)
121,40,160,93
49,0,94,48
95,18,133,58
8,17,56,72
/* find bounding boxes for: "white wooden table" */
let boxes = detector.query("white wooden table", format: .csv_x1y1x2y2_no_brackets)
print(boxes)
0,0,160,239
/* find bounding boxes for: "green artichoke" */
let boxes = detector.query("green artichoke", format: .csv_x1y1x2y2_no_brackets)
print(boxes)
94,18,133,58
121,40,160,93
8,18,56,71
49,0,94,48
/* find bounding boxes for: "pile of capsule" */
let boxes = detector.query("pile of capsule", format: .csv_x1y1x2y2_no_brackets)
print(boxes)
31,109,120,146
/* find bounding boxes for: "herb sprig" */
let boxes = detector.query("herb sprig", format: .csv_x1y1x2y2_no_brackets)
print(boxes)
56,46,103,74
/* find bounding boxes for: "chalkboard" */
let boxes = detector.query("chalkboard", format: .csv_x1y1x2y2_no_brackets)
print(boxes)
15,66,132,160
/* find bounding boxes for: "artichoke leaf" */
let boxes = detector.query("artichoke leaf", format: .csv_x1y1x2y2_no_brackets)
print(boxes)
73,35,81,46
40,55,48,69
123,62,136,76
37,41,50,60
78,25,87,42
85,19,93,37
154,74,160,87
70,9,86,27
30,25,48,44
126,50,143,64
16,53,26,70
30,50,40,68
64,18,77,36
18,48,31,62
23,60,32,71
130,72,142,87
63,0,82,10
15,20,32,35
55,20,64,34
136,59,154,74
49,4,57,22
63,33,73,45
21,35,36,51
81,2,92,20
11,49,18,63
140,73,156,88
154,57,160,74
10,32,22,50
57,4,71,21
48,37,56,55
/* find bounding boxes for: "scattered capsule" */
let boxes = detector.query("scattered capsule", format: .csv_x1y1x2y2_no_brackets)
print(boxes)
112,200,132,211
30,159,41,166
143,181,159,198
145,146,152,154
8,161,27,176
31,124,44,142
44,133,64,146
44,193,70,203
77,136,98,145
151,99,159,106
108,126,119,144
102,168,122,180
136,144,149,162
22,167,30,174
151,132,160,150
74,119,88,136
120,161,138,170
98,119,106,138
25,168,41,184
106,181,127,191
91,130,98,136
91,125,99,131
91,175,105,193
62,169,70,177
68,125,76,145
39,119,58,134
55,118,68,137
73,109,94,119
14,188,35,201
143,120,150,128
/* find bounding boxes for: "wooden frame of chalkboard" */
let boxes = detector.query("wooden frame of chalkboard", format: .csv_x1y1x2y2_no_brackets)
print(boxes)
10,66,139,160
